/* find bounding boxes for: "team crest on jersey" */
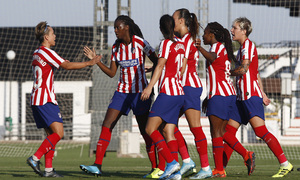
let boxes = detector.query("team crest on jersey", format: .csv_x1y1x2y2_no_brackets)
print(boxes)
131,47,136,54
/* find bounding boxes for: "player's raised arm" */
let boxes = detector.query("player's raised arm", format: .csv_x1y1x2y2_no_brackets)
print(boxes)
83,46,118,78
60,55,102,70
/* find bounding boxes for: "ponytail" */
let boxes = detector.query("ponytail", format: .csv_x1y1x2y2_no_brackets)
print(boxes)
207,22,235,62
222,28,235,62
175,8,199,41
189,13,199,41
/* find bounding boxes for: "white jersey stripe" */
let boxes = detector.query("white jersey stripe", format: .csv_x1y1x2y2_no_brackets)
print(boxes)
178,33,202,88
208,66,216,96
253,80,262,97
218,83,225,96
222,81,232,96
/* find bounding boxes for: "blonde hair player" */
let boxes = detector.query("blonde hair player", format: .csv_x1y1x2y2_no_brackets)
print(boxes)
229,17,293,178
27,21,101,177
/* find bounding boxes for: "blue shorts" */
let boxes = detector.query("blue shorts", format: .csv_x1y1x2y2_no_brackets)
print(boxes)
181,86,202,112
237,96,265,124
206,95,237,121
149,93,184,125
31,103,63,129
108,91,151,116
230,100,242,124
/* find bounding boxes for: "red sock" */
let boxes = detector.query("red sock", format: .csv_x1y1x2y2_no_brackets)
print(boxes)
191,127,209,168
254,125,287,163
45,149,55,168
167,140,178,162
212,137,224,171
223,124,237,167
150,130,174,163
94,126,112,165
223,125,247,159
142,134,157,169
34,133,61,159
157,150,166,171
174,127,189,160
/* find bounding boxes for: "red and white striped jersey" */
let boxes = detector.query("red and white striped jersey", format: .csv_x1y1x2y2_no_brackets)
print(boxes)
111,35,155,93
31,46,65,106
178,33,203,88
206,42,236,99
157,39,185,96
235,38,262,100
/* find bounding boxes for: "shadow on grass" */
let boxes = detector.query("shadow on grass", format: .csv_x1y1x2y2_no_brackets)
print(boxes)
0,169,147,179
77,169,146,179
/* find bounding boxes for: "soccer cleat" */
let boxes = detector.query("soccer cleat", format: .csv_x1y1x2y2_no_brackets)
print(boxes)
189,167,212,179
79,164,102,176
144,168,156,178
44,169,63,177
244,151,256,175
26,156,43,176
165,171,181,180
179,159,196,177
212,169,226,178
159,160,180,179
272,162,293,178
144,168,164,179
182,167,197,178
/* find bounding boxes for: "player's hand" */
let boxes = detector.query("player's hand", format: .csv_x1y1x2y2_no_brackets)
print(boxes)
141,87,151,101
202,97,208,113
84,46,96,60
262,92,270,106
194,38,201,50
88,55,102,66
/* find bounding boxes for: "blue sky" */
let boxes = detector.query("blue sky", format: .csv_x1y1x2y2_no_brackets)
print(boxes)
0,0,299,47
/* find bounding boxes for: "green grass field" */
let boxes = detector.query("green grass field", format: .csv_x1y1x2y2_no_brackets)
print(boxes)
0,144,299,179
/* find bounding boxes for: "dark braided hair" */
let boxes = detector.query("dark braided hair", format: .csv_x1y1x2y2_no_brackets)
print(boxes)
160,14,175,42
175,8,200,41
114,15,143,50
207,22,235,62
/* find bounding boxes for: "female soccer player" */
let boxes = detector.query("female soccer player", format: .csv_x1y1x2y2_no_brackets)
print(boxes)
196,22,256,178
79,15,158,176
141,14,185,180
27,21,101,177
229,17,293,178
172,8,212,179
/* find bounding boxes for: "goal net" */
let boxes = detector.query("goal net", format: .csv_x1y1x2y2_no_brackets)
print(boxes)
0,0,300,162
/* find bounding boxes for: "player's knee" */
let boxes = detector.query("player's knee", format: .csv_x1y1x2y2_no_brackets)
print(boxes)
57,131,64,139
145,126,154,136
